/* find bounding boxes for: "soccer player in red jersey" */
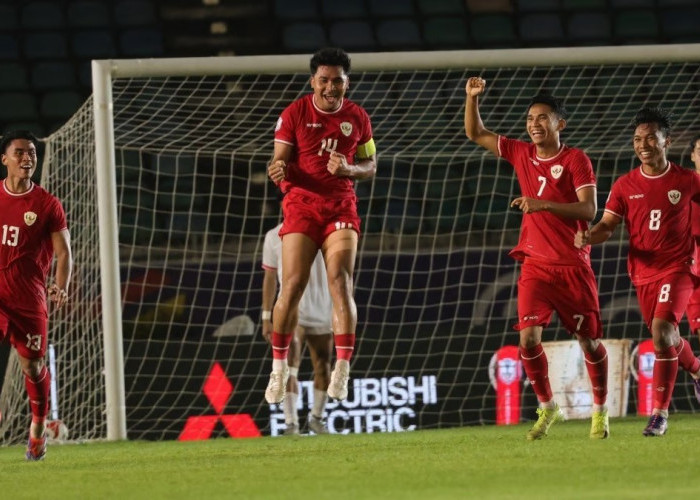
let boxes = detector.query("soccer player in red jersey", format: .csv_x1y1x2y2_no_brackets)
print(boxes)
265,48,377,404
465,77,610,440
686,134,700,396
0,130,73,459
576,108,700,436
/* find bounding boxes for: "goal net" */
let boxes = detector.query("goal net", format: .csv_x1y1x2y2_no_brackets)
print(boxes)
2,45,700,444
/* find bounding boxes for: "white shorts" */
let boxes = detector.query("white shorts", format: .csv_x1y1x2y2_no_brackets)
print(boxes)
298,325,332,336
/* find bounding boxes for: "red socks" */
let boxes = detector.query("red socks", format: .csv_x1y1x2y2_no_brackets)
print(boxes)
520,344,552,403
335,333,356,361
653,346,678,411
271,331,293,360
676,337,700,374
24,365,50,422
584,343,608,406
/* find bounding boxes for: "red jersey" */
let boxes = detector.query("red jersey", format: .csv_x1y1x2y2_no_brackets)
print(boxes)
498,136,596,266
274,94,374,198
0,181,67,309
693,172,700,265
605,162,700,285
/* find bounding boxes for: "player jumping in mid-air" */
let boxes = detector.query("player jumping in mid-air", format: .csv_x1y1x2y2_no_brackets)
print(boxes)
465,77,610,440
262,222,333,435
264,47,377,405
0,130,73,460
575,107,700,436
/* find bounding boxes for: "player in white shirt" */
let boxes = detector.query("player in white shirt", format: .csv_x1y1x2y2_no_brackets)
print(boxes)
262,223,333,435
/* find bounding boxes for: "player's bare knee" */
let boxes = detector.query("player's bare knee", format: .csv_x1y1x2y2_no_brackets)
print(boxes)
20,357,44,379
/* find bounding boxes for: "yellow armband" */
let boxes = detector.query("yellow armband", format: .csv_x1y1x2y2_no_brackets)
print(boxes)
356,138,376,159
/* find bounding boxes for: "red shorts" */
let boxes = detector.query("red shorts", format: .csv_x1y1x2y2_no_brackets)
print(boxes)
635,272,698,331
0,309,48,359
280,190,361,247
687,283,700,332
515,259,603,339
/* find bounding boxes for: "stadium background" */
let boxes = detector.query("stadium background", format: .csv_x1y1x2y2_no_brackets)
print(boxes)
0,0,699,441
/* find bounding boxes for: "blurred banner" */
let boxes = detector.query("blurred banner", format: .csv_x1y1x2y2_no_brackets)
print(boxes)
543,339,632,419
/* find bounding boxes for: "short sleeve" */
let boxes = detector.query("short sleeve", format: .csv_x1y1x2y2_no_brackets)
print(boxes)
274,103,297,146
570,150,596,190
48,196,67,233
604,179,625,219
693,171,700,202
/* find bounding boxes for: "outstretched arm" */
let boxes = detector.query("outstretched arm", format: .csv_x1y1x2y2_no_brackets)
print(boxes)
574,211,621,248
464,77,499,156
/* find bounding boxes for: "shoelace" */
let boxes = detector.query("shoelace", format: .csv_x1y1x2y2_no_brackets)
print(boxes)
647,414,664,430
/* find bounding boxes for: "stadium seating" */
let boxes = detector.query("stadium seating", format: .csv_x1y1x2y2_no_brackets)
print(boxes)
567,12,613,45
423,17,469,50
282,22,327,53
329,20,376,52
376,19,423,51
519,13,566,46
0,0,694,137
416,0,465,16
0,63,29,91
470,14,517,48
72,30,119,59
273,0,317,20
614,10,660,43
21,1,66,29
0,4,18,30
31,61,77,91
515,0,559,12
321,0,368,20
67,1,111,28
24,32,69,60
661,7,700,42
113,0,157,27
368,0,416,18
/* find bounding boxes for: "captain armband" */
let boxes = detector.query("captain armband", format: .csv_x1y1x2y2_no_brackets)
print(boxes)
356,138,376,159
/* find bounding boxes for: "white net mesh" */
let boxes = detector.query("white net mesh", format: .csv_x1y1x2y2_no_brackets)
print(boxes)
2,49,700,443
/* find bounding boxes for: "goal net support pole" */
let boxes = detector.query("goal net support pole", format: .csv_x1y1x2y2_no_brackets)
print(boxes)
0,43,695,444
90,43,700,441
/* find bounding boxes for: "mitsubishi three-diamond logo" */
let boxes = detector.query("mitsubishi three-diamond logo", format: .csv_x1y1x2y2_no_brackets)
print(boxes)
178,362,261,440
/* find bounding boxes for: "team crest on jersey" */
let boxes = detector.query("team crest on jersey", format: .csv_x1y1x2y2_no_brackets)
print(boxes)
667,189,681,205
24,211,37,226
550,165,563,179
340,121,352,137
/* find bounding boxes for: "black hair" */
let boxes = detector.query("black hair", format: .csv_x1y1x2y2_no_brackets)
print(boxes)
528,92,568,120
632,106,672,137
690,134,700,151
0,129,38,154
310,47,351,75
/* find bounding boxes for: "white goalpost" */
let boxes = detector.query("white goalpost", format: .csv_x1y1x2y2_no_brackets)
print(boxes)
2,44,700,444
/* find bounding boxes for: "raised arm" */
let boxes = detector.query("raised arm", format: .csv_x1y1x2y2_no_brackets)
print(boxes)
464,77,499,156
574,211,622,248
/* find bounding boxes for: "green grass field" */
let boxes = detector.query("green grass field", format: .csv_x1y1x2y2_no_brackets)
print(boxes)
1,414,699,499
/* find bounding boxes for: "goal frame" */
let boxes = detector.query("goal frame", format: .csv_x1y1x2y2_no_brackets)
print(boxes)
92,43,700,440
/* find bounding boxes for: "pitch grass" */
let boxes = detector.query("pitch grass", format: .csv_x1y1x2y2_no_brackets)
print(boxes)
1,415,699,500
